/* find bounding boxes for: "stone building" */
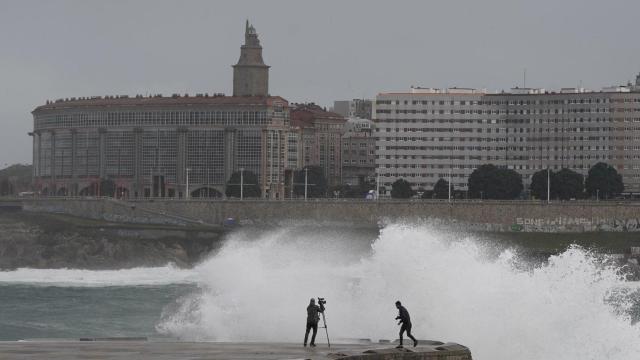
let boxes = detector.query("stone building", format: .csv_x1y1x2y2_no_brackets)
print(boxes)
374,83,640,195
30,21,292,199
290,104,346,186
341,118,376,186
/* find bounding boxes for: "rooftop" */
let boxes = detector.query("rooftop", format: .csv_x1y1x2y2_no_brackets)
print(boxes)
33,94,288,113
290,103,345,119
379,84,640,97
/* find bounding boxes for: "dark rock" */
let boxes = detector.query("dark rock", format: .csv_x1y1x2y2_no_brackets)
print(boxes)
0,211,225,270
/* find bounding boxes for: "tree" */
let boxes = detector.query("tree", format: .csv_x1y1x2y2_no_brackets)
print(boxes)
0,164,32,194
293,166,327,198
468,164,523,199
0,178,13,196
433,178,452,199
99,178,116,197
226,170,261,198
553,168,584,200
530,169,554,200
585,162,624,199
391,178,415,199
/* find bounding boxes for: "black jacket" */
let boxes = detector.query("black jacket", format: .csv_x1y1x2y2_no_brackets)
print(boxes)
396,305,411,325
307,304,324,324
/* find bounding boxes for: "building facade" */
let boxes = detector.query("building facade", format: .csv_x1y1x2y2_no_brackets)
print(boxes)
31,22,292,199
233,21,269,97
333,99,373,119
290,104,346,187
374,84,640,195
341,118,376,186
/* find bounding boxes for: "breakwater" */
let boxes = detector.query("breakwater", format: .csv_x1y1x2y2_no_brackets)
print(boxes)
16,198,640,232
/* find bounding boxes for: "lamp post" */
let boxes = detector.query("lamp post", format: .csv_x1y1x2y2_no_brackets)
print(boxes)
240,167,244,201
376,171,380,201
596,189,600,201
186,167,191,199
547,166,550,204
448,168,452,203
304,167,309,201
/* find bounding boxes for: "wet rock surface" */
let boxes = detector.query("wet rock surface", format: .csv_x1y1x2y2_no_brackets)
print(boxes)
0,211,224,270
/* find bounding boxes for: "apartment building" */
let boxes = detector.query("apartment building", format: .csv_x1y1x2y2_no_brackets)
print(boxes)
374,83,640,195
342,118,376,186
290,104,346,186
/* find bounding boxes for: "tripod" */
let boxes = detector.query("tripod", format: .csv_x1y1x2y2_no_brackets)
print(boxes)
319,310,331,348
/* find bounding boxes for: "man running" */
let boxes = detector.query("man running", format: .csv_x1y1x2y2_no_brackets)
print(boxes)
395,300,418,348
304,298,324,347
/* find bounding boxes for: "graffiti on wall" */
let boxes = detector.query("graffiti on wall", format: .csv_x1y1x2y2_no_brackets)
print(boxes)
513,217,640,232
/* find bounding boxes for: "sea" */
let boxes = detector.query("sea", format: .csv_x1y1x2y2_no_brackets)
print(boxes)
1,223,640,360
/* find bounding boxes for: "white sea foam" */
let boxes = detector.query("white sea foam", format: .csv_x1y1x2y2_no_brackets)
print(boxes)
0,264,198,287
157,223,640,360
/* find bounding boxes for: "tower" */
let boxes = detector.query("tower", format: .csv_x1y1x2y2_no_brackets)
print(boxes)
233,20,270,97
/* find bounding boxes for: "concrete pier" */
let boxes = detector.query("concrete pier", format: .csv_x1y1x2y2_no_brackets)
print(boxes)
0,340,472,360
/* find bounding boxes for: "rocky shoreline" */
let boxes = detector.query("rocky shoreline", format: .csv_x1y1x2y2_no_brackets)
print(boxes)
0,210,225,270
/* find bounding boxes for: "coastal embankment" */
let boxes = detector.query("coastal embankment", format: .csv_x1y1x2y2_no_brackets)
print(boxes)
17,197,640,232
0,209,224,270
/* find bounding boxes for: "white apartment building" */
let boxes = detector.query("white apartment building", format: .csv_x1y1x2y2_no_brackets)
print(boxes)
374,83,640,196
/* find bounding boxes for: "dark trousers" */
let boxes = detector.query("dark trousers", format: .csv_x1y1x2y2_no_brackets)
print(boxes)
304,322,318,345
399,322,416,345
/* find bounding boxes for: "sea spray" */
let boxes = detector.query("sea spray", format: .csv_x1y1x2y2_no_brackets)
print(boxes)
157,223,640,360
0,264,198,287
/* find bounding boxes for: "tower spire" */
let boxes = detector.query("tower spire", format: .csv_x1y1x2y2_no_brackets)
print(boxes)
233,20,270,97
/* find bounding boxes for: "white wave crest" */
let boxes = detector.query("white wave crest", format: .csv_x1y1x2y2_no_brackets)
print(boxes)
0,264,198,287
157,223,640,360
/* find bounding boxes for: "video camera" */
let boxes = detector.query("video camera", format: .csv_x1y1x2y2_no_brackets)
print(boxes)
317,297,326,306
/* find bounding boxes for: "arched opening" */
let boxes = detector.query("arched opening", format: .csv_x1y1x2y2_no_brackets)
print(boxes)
79,183,98,196
56,187,68,196
190,187,223,198
115,187,130,199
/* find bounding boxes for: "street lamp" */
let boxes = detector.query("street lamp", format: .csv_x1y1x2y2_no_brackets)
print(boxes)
596,188,600,201
240,167,244,201
547,166,551,204
186,167,191,199
448,167,452,203
375,171,380,201
304,167,309,201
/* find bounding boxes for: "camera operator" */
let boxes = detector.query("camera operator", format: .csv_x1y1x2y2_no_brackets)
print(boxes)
303,298,325,347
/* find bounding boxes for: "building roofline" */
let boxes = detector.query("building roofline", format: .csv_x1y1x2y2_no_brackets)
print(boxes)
32,95,289,114
377,90,640,97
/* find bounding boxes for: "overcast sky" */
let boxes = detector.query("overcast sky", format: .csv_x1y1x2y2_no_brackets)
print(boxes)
1,0,639,166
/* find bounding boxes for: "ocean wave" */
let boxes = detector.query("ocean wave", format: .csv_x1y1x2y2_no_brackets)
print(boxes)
156,223,640,360
0,264,198,287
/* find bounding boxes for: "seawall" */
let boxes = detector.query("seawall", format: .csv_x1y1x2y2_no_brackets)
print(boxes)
18,198,640,232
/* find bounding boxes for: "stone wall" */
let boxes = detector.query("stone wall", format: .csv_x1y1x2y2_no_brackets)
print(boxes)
18,198,640,233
